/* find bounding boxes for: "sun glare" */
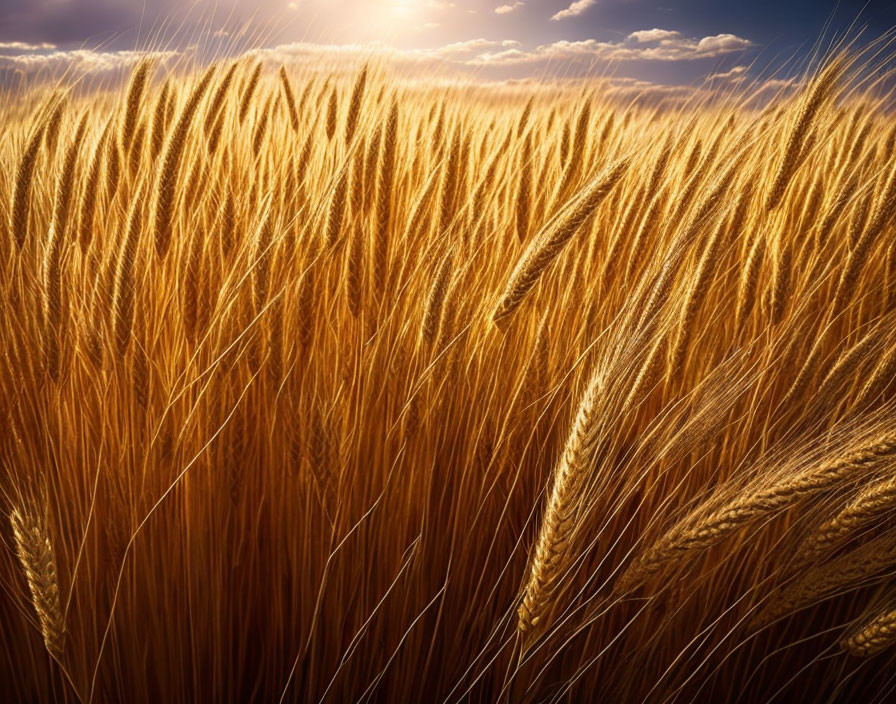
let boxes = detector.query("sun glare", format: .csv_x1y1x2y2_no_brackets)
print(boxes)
391,1,420,18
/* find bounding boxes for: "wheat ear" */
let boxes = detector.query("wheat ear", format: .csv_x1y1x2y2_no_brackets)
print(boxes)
518,369,604,642
755,536,896,627
10,507,65,660
344,63,368,144
153,65,215,258
766,57,842,211
619,438,896,591
493,157,629,324
799,474,896,562
843,607,896,656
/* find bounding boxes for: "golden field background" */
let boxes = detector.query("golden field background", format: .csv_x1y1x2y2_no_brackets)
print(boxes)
2,43,896,702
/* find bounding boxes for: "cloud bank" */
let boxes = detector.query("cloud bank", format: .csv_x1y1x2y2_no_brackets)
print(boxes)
0,28,758,100
471,30,753,66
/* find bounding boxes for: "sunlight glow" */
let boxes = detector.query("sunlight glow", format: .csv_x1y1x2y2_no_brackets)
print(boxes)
391,1,422,18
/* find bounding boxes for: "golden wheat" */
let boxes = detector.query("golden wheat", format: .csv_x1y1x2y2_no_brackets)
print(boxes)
4,44,896,702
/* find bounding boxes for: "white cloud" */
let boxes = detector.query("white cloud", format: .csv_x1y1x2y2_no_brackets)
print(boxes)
696,34,753,54
705,65,749,82
0,41,57,53
628,29,681,43
431,38,519,57
472,30,754,65
495,2,524,14
0,49,176,85
551,0,598,21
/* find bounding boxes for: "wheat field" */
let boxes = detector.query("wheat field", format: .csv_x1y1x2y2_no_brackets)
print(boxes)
3,39,896,702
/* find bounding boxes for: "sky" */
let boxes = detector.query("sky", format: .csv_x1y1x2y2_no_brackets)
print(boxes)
0,1,894,87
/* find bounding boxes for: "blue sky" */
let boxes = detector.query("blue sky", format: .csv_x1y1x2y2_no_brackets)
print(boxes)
0,1,893,85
